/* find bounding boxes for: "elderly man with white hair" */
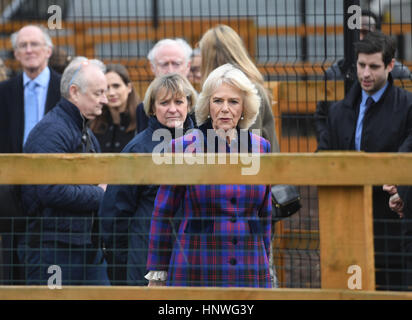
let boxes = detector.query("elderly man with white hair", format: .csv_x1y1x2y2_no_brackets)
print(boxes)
0,24,62,285
136,38,193,133
19,57,110,286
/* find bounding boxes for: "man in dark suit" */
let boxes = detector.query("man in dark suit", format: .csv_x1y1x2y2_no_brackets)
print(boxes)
0,25,61,284
318,31,412,291
315,9,411,147
0,25,61,153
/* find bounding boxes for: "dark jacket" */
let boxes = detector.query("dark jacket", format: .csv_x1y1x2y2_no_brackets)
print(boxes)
0,69,62,153
92,106,136,152
22,98,104,246
325,59,412,81
318,75,412,152
316,63,412,145
318,75,412,264
135,102,149,134
100,116,194,285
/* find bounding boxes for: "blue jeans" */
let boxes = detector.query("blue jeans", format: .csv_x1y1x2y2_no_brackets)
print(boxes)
18,241,110,286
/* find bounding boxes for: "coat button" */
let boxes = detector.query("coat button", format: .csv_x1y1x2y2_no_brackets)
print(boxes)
232,237,238,245
230,217,237,223
229,258,237,265
230,197,236,204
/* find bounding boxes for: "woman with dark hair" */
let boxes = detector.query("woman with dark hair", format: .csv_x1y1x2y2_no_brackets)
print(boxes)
90,64,140,152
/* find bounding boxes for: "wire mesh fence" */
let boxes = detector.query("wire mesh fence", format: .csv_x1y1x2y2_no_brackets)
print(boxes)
0,0,412,290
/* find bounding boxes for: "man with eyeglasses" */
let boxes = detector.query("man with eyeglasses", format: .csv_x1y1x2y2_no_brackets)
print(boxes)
135,38,193,134
0,25,62,153
0,25,61,285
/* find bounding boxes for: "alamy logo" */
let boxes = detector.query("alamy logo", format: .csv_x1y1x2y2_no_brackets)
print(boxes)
47,265,62,289
47,5,62,30
151,128,262,176
347,5,362,30
347,265,362,290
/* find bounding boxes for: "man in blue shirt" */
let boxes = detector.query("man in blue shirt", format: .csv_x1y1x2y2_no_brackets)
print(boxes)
318,31,412,291
0,25,62,285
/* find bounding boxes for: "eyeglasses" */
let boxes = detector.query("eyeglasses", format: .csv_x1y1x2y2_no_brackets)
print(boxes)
16,41,46,50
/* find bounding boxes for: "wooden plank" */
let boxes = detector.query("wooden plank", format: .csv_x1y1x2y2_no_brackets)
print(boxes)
0,286,412,300
278,81,345,102
278,137,318,153
277,102,317,113
256,23,411,37
277,80,412,103
1,20,409,37
318,186,375,290
2,153,412,185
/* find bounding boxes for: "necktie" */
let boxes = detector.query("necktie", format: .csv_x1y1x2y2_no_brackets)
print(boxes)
23,80,39,145
355,96,374,150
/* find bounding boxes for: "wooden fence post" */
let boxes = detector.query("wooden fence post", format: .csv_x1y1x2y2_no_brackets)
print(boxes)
318,185,375,290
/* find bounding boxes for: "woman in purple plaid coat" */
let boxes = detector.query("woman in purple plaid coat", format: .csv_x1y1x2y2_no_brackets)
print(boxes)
146,64,272,288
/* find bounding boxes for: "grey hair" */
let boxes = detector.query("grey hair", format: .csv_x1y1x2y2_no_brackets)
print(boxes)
147,38,192,66
195,63,260,130
143,73,197,116
11,24,54,50
60,56,106,98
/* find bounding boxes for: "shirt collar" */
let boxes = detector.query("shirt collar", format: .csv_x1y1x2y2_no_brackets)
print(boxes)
361,81,389,104
23,66,50,88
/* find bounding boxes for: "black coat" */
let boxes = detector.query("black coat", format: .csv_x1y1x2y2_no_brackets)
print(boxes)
100,116,194,285
22,98,104,246
92,106,136,153
318,75,412,266
0,69,62,153
318,75,412,152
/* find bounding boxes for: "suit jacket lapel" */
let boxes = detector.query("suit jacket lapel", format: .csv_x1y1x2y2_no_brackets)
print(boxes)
45,69,60,114
11,74,25,152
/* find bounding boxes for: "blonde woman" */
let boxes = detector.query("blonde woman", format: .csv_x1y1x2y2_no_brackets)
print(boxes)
100,73,197,285
146,64,272,288
199,24,279,152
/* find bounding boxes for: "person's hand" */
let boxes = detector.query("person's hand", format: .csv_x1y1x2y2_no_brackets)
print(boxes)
389,193,404,219
98,183,107,191
383,184,397,195
148,280,166,287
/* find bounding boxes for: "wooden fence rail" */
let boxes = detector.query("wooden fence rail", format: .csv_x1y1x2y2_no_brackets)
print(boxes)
1,153,412,299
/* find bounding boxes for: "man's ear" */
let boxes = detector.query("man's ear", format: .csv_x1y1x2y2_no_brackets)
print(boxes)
185,61,191,77
386,58,395,73
45,46,53,59
69,85,79,102
150,62,156,75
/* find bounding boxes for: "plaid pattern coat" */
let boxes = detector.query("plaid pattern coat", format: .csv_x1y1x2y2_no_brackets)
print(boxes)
147,123,272,287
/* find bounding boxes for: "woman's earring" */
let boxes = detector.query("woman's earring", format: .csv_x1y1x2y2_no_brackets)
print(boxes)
240,115,244,120
207,115,211,119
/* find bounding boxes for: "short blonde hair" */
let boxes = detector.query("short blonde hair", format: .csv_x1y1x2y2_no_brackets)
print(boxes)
143,73,198,116
195,64,260,130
